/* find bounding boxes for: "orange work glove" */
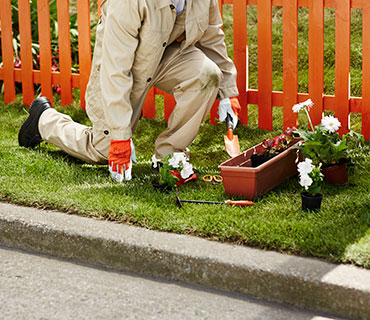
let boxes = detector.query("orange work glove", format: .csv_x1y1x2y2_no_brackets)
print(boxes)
108,139,136,182
218,97,241,129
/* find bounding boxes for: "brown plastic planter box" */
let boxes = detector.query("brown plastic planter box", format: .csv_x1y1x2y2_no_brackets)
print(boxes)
219,140,300,199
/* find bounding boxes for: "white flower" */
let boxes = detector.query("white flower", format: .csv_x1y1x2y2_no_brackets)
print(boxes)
168,156,180,168
292,99,313,113
169,152,188,168
173,152,187,162
292,103,304,113
301,99,313,107
180,162,194,179
321,115,341,133
152,155,159,168
299,173,313,190
297,158,314,175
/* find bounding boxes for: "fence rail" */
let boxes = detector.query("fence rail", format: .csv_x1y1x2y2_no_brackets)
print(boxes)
0,0,369,139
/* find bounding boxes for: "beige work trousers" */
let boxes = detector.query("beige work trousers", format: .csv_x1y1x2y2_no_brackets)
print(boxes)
38,43,222,164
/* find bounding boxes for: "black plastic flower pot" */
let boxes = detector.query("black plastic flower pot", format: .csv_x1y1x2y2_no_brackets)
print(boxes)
151,180,172,193
301,192,323,211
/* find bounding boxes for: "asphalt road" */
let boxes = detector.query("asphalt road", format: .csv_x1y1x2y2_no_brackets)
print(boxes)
0,246,341,320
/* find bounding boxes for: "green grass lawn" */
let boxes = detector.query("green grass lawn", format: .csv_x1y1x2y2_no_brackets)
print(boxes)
1,94,369,268
0,4,369,267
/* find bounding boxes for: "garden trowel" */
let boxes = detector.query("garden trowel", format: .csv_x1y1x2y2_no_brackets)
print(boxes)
224,114,240,157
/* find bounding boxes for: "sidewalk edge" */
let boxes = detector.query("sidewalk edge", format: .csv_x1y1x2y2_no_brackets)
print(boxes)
1,202,369,319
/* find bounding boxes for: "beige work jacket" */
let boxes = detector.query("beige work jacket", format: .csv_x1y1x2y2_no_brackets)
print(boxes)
91,0,238,140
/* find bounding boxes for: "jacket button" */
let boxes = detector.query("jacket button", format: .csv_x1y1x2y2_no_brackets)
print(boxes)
147,77,152,82
162,42,167,47
104,130,109,135
170,4,175,9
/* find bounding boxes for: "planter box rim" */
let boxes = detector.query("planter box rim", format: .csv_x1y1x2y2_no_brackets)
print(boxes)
218,139,301,172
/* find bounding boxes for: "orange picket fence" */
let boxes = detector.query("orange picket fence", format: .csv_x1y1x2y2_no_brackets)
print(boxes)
0,0,369,139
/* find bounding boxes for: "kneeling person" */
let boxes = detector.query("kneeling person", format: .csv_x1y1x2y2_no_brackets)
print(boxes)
18,0,241,182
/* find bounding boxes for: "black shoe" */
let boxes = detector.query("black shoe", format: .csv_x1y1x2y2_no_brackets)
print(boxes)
18,97,52,148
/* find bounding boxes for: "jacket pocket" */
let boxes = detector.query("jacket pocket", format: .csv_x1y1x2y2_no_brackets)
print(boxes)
186,16,209,44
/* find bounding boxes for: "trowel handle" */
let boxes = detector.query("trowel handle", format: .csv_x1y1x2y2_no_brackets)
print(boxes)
226,114,234,140
226,114,234,129
225,200,254,207
226,128,234,140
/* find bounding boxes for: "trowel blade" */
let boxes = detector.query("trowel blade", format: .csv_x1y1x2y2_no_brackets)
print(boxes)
224,134,240,158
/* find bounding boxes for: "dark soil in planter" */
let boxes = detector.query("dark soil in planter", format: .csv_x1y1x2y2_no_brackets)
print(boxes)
151,180,172,193
250,141,299,168
250,153,276,167
321,158,347,170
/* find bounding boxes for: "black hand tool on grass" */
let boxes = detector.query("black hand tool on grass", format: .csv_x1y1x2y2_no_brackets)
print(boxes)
175,190,253,209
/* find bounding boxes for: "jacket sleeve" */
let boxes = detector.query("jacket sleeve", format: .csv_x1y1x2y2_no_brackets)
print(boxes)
100,0,142,140
196,0,239,99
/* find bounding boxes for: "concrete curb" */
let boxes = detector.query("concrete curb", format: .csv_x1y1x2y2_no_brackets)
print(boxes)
0,201,369,320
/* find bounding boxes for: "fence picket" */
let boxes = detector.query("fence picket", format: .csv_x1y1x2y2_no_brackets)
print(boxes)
218,0,223,16
142,88,156,119
233,0,248,125
257,0,273,130
308,0,324,127
0,0,16,104
97,0,103,17
209,100,219,125
77,0,92,109
163,92,176,122
362,4,370,139
56,0,73,105
283,0,298,129
36,0,54,104
209,0,225,124
18,0,34,106
334,0,351,135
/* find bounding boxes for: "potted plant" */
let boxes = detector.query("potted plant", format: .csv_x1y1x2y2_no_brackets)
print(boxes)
292,99,364,184
219,129,301,199
152,153,196,191
297,158,324,211
251,127,298,167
